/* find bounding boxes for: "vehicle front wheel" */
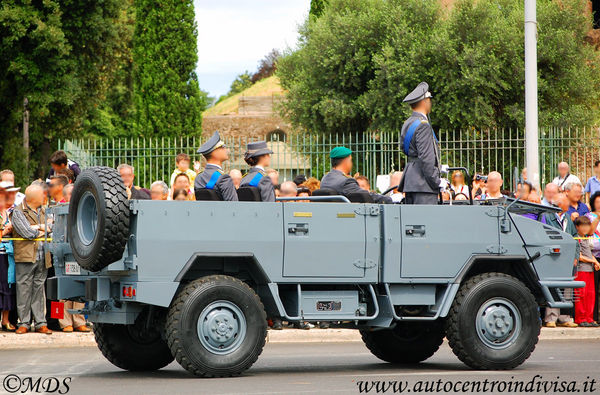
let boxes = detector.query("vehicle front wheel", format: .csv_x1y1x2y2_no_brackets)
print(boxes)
360,321,445,364
445,272,540,370
166,275,267,377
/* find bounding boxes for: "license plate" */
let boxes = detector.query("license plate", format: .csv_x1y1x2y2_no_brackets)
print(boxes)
65,261,81,275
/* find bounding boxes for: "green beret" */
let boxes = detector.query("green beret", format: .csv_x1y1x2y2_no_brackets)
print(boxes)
330,146,352,159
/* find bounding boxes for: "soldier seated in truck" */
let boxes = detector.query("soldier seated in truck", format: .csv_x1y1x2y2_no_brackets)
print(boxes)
320,147,392,203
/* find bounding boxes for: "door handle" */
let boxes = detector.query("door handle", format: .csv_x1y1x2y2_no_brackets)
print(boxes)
288,223,309,235
405,225,425,237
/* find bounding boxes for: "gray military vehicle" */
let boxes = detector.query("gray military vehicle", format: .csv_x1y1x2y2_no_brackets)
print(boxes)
48,167,582,377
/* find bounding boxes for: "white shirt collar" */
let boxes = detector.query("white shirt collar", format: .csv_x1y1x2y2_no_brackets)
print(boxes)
207,163,222,170
255,165,265,171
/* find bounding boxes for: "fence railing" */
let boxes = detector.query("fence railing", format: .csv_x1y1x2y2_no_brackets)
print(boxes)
59,127,600,191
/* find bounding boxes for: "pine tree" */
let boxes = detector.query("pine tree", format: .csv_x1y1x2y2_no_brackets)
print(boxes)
132,0,207,137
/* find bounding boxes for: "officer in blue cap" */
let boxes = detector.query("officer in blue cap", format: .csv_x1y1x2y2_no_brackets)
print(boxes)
194,131,238,201
239,141,275,202
321,147,392,203
398,82,443,205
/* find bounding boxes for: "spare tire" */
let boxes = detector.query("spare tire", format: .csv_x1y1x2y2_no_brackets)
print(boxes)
68,166,130,272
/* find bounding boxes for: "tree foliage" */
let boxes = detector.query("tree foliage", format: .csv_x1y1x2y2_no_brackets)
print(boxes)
132,0,207,137
278,0,600,134
0,0,130,181
309,0,328,19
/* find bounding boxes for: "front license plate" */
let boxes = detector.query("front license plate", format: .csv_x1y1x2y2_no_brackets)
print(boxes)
65,261,81,275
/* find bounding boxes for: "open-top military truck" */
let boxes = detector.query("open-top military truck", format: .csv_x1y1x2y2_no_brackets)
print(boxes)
48,167,583,377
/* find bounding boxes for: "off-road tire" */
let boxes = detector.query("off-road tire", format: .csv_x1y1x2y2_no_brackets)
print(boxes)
68,166,129,272
166,275,267,377
445,272,540,370
360,321,445,363
94,312,174,371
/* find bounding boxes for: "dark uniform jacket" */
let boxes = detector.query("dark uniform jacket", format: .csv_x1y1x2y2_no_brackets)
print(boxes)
194,164,238,201
240,167,275,202
399,112,441,194
321,169,392,204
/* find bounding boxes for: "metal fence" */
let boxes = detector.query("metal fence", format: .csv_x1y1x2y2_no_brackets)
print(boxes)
59,127,600,191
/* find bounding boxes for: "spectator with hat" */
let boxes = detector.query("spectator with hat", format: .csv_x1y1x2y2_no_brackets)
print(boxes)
398,82,442,205
0,170,25,206
194,131,238,201
321,147,392,203
240,141,275,202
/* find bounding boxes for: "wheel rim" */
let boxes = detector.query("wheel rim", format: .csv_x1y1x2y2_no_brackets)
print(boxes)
77,191,98,246
475,297,521,350
197,300,247,355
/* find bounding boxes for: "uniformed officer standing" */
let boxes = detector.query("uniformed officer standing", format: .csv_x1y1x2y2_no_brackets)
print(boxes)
194,131,238,201
321,147,392,203
398,82,443,205
240,141,275,202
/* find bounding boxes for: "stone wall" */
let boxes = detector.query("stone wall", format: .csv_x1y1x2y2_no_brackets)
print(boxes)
202,114,293,140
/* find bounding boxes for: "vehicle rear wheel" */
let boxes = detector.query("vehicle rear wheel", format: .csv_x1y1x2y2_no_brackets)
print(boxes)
68,166,129,272
445,272,540,370
166,275,267,377
360,321,445,364
94,308,174,371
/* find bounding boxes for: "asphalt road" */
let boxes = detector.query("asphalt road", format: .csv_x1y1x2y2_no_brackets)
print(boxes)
0,340,599,394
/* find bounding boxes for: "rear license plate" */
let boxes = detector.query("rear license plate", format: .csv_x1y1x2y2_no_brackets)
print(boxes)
65,261,81,275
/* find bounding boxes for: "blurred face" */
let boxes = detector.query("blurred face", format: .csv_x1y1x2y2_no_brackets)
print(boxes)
486,173,503,194
544,183,559,203
6,192,15,207
0,191,6,210
555,194,570,212
593,196,600,213
566,184,582,203
51,163,67,173
150,185,168,200
424,97,432,114
1,173,14,183
49,179,64,200
63,186,73,202
576,223,591,236
177,159,190,172
357,178,370,191
280,182,297,198
516,183,530,200
452,172,464,186
119,167,135,188
174,175,190,190
558,163,569,178
174,192,188,201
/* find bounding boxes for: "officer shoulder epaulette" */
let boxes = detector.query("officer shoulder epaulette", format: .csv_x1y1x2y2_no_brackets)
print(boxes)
420,119,428,124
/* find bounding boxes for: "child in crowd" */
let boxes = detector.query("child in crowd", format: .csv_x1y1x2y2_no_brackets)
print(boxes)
573,215,600,327
170,153,196,188
171,173,195,201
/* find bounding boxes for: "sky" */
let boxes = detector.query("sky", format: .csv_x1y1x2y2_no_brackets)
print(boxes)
194,0,311,100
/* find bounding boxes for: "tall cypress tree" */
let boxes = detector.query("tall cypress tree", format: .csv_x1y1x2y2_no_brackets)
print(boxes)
133,0,207,137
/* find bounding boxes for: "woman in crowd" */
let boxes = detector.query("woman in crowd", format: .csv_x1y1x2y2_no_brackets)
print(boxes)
171,173,195,201
450,171,469,197
0,187,16,331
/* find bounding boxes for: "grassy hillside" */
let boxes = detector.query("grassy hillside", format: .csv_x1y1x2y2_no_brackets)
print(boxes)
203,76,284,116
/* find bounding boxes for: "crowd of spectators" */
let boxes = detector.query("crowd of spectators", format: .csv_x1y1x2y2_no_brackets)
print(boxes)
2,148,600,333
